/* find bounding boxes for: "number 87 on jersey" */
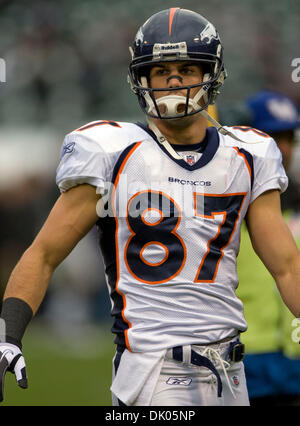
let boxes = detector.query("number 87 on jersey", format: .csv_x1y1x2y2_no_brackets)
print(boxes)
121,189,246,285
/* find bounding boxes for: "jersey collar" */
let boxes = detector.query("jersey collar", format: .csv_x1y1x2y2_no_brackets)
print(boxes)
135,122,220,171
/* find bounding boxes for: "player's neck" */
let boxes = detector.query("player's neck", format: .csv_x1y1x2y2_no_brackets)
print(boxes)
151,114,207,145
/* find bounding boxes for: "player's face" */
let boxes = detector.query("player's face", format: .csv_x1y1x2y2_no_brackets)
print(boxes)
149,61,204,101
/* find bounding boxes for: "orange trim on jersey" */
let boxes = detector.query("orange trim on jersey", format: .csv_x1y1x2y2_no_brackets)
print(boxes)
75,120,121,132
111,141,142,352
193,192,247,283
141,208,164,227
232,125,269,138
140,241,169,267
233,147,252,182
124,190,187,284
169,8,179,36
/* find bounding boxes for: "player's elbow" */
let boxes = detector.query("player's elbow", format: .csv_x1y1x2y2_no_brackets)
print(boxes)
25,239,60,273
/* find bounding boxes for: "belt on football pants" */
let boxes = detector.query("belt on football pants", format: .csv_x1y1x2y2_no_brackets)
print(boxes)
171,339,245,398
172,346,223,397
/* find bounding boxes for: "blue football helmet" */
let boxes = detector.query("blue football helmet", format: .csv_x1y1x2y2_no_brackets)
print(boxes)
128,8,227,120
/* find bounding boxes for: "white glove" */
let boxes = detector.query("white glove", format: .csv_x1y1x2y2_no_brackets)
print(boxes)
0,343,28,402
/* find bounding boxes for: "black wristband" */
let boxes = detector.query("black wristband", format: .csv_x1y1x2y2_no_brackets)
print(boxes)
0,297,33,348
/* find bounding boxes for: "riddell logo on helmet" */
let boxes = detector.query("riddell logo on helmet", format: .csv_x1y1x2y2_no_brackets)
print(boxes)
153,42,187,57
161,44,180,50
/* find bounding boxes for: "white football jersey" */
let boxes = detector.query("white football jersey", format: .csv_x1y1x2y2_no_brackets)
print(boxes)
56,120,288,352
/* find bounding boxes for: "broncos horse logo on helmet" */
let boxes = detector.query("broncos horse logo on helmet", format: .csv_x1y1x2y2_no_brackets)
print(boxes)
128,8,227,120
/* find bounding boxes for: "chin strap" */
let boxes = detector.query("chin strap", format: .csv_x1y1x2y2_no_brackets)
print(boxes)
199,109,265,144
147,81,266,150
148,108,265,157
147,120,183,160
199,109,244,142
147,103,264,147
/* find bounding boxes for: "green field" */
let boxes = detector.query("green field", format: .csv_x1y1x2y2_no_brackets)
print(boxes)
1,320,115,406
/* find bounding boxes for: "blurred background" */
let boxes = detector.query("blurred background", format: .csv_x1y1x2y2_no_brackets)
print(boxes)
0,0,299,406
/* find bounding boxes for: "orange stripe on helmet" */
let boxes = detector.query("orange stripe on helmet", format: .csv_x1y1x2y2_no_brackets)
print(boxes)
169,7,179,36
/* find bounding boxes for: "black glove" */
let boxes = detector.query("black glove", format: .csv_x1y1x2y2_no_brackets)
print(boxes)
0,342,28,402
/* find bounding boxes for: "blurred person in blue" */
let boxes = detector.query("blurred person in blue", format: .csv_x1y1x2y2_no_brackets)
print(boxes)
237,90,300,406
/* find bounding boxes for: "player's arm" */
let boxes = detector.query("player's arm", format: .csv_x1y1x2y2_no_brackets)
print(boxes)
3,183,101,313
0,183,102,401
246,189,300,317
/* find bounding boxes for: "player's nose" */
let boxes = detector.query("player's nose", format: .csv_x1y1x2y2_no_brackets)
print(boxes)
166,75,183,87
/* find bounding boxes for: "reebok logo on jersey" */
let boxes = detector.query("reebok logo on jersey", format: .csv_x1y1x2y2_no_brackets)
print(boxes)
168,177,211,186
166,377,192,386
61,142,75,158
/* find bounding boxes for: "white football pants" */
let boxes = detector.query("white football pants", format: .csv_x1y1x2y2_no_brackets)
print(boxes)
112,338,250,406
150,356,249,406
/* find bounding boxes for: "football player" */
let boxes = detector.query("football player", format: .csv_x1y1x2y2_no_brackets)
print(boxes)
1,8,300,406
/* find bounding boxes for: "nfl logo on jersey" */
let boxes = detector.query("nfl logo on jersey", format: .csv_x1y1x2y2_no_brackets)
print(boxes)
186,154,196,165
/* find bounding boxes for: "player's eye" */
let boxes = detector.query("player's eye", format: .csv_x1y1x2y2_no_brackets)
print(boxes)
181,66,194,75
154,68,168,75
